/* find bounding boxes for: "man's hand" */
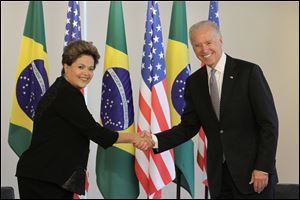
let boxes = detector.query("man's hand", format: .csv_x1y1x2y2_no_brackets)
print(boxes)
133,131,154,151
249,169,269,193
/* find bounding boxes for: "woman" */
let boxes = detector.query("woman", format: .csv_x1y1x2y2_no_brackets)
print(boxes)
16,40,151,198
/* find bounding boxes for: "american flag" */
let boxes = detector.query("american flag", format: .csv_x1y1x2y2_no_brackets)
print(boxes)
63,1,88,199
64,1,86,97
135,1,175,198
197,1,220,197
64,1,81,46
208,1,220,27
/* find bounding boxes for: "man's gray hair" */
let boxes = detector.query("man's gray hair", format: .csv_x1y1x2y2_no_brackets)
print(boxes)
189,20,222,41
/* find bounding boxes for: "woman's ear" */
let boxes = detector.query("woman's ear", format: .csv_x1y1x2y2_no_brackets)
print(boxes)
63,64,68,74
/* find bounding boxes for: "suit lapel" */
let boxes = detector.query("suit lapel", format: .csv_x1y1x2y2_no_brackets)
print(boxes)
220,56,238,120
199,66,211,101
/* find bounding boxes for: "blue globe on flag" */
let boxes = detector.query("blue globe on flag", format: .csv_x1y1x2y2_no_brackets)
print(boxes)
100,67,134,131
171,64,190,115
16,59,49,120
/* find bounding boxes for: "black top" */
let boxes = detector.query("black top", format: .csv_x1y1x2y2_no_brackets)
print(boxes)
16,76,119,194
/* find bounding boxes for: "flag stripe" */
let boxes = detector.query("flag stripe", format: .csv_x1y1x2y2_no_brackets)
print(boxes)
148,177,159,194
150,152,173,185
151,86,169,131
137,113,150,132
135,154,150,191
149,158,165,191
106,2,127,54
168,2,188,45
23,1,47,51
139,92,151,125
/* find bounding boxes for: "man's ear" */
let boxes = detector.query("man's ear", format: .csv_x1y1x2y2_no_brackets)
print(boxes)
219,36,223,45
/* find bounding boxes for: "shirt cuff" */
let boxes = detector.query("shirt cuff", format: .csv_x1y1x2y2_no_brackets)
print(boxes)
261,171,269,175
151,134,158,149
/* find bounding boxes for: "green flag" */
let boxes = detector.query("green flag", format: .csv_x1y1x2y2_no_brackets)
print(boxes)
8,1,49,157
166,1,195,198
96,1,139,198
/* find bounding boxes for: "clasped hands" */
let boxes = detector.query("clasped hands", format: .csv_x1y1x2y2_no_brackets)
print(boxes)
133,131,154,151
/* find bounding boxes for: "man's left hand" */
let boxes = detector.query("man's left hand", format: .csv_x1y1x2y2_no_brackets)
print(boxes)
249,169,269,194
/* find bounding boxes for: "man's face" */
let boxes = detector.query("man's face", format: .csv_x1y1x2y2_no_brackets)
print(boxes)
190,25,223,68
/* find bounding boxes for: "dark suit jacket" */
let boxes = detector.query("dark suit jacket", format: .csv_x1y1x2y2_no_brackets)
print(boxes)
155,55,278,197
16,76,118,195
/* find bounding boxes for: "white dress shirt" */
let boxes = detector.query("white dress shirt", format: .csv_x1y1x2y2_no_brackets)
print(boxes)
206,52,226,98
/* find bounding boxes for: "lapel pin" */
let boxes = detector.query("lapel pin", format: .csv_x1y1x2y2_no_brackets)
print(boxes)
229,76,234,79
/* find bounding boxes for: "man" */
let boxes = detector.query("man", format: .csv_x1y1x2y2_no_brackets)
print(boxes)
149,20,279,199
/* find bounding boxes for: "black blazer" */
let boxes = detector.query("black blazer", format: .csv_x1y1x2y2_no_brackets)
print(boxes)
16,76,118,194
155,55,278,197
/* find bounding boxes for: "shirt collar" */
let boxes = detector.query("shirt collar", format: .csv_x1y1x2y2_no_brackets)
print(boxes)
207,52,226,74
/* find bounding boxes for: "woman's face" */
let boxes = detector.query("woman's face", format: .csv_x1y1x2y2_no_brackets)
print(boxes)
64,55,95,89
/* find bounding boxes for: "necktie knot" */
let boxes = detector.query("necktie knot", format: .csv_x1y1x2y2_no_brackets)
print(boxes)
211,68,217,75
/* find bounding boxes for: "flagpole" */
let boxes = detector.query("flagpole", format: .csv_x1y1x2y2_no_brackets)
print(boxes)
205,186,209,199
82,1,88,104
176,167,181,199
83,1,87,40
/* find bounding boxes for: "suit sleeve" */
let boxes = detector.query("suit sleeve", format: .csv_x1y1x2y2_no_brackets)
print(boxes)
249,65,278,173
54,88,118,149
155,77,201,153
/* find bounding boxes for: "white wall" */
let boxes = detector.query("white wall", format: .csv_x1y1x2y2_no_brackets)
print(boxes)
1,1,299,199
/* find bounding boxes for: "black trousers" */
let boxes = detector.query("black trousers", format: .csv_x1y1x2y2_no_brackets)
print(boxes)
216,162,275,199
18,177,73,199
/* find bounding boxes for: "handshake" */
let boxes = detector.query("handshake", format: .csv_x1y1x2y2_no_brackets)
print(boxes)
132,131,155,151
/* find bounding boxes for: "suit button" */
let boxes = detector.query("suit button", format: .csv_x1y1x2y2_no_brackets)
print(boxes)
220,130,224,134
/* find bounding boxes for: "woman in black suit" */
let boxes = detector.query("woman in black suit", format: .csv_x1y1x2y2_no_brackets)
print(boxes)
16,40,151,199
151,20,278,199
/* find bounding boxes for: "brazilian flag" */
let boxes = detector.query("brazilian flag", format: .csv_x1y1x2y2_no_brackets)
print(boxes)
96,1,139,198
8,1,49,157
166,1,195,198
